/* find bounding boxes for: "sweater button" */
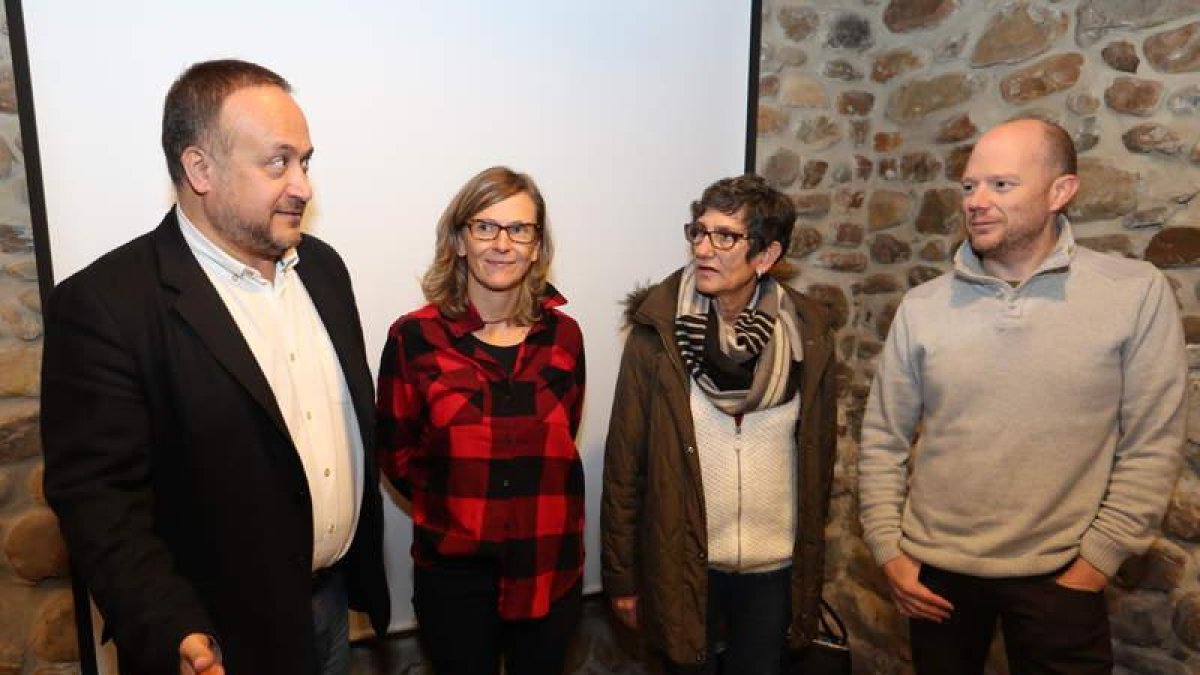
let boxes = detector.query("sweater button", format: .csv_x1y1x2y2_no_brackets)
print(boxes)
696,652,706,663
698,551,706,560
686,446,695,454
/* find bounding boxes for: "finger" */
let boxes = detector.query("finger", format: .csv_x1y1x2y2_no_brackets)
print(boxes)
897,581,954,612
903,595,952,622
179,634,217,673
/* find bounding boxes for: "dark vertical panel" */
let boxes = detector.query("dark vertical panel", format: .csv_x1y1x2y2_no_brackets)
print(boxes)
744,0,763,172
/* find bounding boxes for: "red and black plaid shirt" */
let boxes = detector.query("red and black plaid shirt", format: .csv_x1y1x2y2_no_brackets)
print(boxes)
376,288,585,619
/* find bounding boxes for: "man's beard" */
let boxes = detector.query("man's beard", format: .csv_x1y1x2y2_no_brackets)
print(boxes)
211,202,303,260
970,219,1043,260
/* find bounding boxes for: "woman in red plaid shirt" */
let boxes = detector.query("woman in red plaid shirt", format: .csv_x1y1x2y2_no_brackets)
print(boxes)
376,166,585,675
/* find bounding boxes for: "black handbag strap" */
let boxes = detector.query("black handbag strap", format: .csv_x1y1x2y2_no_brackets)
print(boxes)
816,597,849,646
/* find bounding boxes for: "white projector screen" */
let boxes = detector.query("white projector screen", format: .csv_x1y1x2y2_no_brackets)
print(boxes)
20,0,752,650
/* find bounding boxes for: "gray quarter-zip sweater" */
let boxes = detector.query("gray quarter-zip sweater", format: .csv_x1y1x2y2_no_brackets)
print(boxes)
859,218,1186,578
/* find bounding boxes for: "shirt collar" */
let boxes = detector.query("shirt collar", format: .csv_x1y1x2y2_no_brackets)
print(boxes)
175,205,299,284
440,284,567,338
953,213,1076,285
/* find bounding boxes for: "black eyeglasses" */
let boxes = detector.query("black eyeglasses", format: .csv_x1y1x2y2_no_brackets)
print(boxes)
464,219,540,244
684,222,752,251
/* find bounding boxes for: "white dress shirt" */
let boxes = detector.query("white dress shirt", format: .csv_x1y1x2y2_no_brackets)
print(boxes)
177,206,363,571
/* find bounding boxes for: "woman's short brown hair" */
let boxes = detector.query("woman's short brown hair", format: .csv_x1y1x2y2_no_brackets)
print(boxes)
421,166,553,324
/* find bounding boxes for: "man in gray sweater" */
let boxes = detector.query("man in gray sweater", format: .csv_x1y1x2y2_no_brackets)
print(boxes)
858,118,1186,673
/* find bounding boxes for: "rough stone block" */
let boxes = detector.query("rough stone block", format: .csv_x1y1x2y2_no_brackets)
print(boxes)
887,72,982,122
827,14,873,51
870,233,912,264
971,2,1068,67
1101,40,1141,73
4,507,69,581
871,48,924,84
1105,77,1164,116
1069,158,1137,222
29,590,78,662
883,0,957,33
790,226,823,258
1145,21,1200,73
822,59,863,81
1076,0,1200,47
1146,228,1200,267
0,398,39,462
935,114,976,143
868,190,912,231
999,53,1084,104
763,148,801,188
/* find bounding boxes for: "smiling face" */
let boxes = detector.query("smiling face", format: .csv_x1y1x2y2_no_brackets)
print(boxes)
455,191,540,300
189,85,314,266
960,120,1078,275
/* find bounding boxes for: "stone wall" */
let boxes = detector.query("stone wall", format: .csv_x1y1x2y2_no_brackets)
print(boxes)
756,0,1200,673
0,7,79,675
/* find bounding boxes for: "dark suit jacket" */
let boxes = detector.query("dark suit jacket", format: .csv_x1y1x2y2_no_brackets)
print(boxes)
41,211,390,674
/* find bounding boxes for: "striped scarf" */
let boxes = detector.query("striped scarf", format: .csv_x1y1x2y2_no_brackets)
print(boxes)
674,263,804,415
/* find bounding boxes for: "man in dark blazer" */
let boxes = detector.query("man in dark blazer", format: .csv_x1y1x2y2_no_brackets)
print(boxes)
41,59,389,674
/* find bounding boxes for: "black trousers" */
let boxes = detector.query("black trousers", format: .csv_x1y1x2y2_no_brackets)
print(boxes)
910,564,1113,675
665,567,792,675
413,561,582,675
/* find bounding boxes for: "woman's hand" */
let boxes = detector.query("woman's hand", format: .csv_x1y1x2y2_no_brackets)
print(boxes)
610,595,638,629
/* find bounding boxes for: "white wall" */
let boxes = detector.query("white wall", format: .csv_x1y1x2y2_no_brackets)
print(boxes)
22,0,750,647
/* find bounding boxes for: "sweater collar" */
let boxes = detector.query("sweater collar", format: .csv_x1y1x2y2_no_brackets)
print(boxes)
953,214,1077,286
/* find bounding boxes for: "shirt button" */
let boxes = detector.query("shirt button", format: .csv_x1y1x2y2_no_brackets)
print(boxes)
306,411,313,421
698,551,706,560
289,353,296,362
502,479,511,488
324,468,331,477
686,446,695,454
327,524,335,534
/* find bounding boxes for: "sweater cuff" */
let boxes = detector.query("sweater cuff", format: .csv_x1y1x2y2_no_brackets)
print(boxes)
1079,529,1131,578
866,536,902,568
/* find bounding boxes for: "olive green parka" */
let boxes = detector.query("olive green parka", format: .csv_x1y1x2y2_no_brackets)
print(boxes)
600,268,839,667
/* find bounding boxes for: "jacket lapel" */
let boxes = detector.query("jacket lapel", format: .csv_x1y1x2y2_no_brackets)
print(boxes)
152,211,291,441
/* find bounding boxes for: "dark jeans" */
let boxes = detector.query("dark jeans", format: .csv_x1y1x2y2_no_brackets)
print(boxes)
413,560,582,675
312,567,350,675
666,566,792,675
911,564,1113,675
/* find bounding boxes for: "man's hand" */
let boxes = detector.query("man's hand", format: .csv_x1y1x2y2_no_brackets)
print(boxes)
1054,557,1108,592
882,552,954,622
611,595,638,629
179,633,224,675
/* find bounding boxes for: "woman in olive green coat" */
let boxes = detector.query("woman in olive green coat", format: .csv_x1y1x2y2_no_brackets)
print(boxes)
600,175,839,674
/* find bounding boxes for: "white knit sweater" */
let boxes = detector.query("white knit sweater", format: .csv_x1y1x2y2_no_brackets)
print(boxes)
690,383,799,572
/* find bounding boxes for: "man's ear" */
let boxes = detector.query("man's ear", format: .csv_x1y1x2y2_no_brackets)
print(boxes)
180,146,214,195
1049,173,1080,213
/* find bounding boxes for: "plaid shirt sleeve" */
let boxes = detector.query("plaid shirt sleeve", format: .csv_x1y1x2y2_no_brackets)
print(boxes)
375,297,586,620
375,317,424,500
